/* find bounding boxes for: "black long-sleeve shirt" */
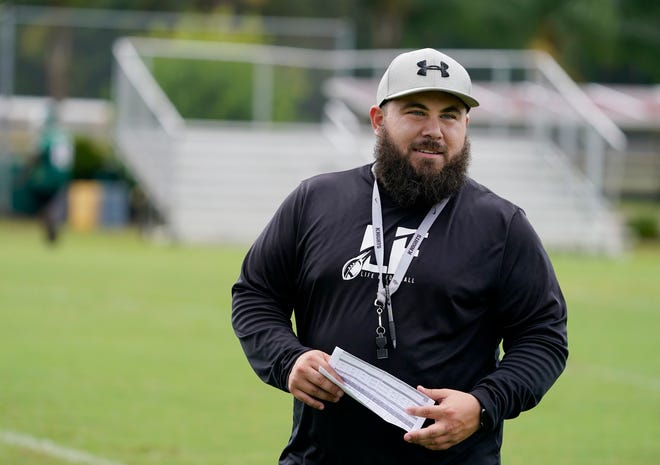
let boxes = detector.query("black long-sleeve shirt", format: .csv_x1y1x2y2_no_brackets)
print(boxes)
232,164,568,465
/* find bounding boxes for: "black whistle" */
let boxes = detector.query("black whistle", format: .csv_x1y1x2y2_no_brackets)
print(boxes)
376,334,388,359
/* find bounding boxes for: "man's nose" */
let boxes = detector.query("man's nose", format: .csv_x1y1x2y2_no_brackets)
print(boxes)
421,118,443,139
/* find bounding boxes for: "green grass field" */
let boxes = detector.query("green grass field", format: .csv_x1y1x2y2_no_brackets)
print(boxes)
0,219,658,465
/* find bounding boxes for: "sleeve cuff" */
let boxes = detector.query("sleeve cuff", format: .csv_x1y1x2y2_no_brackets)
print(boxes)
470,388,497,431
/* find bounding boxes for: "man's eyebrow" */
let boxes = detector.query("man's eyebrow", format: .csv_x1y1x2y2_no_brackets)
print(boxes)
400,102,462,114
441,105,462,114
401,102,429,111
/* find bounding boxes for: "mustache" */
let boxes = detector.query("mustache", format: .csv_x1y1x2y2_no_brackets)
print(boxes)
411,140,448,153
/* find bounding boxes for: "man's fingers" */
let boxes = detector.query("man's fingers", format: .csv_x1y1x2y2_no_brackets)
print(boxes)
407,404,438,419
288,350,344,409
303,371,343,400
417,385,450,401
405,389,481,451
320,363,344,384
300,359,343,398
291,377,341,410
404,423,457,451
291,388,325,410
316,366,345,397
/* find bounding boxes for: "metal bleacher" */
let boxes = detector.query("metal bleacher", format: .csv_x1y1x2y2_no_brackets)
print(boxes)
169,123,365,242
112,38,629,253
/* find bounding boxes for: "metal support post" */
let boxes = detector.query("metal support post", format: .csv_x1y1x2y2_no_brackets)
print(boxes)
585,126,605,194
0,6,17,214
253,62,273,122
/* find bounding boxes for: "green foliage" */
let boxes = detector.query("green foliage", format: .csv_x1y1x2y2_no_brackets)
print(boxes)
273,66,314,122
628,216,660,239
153,59,253,120
407,0,622,81
146,8,258,120
614,0,660,83
152,56,314,122
147,8,313,121
72,136,131,182
71,136,105,179
7,0,660,105
619,199,660,241
628,215,659,240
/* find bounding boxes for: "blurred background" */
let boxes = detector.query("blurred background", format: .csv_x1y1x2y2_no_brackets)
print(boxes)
0,1,658,465
0,0,658,248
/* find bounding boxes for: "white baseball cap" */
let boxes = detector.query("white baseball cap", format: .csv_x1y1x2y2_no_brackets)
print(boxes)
376,48,479,109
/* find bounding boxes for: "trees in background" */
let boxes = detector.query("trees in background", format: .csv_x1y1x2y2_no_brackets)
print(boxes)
6,0,659,104
261,0,660,85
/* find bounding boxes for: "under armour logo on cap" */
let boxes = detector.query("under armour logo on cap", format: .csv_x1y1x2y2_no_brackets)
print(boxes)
416,60,449,77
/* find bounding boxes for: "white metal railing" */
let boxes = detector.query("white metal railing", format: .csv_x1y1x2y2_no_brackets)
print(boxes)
111,38,627,215
534,54,625,151
321,98,362,156
112,37,185,222
529,52,626,195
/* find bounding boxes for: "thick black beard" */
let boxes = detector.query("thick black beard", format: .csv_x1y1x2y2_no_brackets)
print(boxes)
373,129,471,208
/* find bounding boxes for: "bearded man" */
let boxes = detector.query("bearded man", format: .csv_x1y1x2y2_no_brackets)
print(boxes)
232,48,568,465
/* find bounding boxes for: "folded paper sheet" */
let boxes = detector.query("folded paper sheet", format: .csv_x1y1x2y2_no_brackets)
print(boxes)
320,346,435,432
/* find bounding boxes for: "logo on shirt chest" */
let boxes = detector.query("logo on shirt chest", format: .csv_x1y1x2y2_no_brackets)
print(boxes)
341,226,424,281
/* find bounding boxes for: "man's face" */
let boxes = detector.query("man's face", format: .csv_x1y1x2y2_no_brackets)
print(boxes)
369,91,471,207
369,91,469,176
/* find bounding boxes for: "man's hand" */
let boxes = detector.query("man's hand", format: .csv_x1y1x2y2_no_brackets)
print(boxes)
404,387,481,451
287,350,344,410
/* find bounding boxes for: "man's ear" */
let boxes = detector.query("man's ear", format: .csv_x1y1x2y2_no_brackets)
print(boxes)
466,113,470,126
369,105,384,134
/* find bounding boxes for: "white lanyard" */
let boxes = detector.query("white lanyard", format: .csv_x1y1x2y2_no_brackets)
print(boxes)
371,168,449,356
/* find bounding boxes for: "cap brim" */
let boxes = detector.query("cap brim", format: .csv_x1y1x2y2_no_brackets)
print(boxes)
380,87,479,109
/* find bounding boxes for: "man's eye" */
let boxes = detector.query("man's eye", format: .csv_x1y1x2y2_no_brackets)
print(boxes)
441,113,457,119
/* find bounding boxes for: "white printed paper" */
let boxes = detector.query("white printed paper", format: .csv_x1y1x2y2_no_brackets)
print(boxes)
319,346,435,432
